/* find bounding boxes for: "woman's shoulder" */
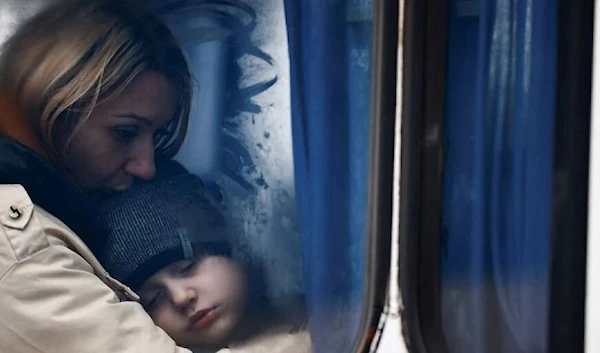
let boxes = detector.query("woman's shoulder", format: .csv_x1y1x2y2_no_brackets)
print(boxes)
0,185,109,281
0,135,109,254
0,184,54,252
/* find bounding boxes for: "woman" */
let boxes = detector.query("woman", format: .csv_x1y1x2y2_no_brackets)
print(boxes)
0,0,195,352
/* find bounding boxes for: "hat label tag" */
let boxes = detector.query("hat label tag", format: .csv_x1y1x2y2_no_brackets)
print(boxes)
177,228,194,260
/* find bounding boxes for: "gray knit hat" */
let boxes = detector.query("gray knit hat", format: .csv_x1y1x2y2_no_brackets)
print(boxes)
97,172,232,291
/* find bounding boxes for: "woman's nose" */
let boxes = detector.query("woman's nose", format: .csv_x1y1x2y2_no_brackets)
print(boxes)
124,141,156,180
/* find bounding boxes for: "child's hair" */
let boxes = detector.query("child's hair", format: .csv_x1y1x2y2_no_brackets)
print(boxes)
96,161,270,315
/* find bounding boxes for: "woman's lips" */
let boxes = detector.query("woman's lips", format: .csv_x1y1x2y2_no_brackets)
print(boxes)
188,307,219,330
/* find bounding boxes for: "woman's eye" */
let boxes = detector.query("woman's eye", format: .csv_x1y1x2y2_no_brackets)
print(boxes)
112,126,138,143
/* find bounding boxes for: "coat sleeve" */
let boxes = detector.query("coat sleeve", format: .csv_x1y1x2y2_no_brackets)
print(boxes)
0,185,194,353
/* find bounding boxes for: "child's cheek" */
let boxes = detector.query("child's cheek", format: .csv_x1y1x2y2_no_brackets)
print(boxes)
153,309,186,337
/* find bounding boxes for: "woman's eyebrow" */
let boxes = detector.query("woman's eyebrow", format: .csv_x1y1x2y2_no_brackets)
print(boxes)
113,113,153,126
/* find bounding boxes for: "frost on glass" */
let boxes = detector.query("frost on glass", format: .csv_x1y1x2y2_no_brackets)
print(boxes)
165,0,304,303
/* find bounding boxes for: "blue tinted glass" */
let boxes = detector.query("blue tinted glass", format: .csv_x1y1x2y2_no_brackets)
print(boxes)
441,1,557,353
284,0,374,352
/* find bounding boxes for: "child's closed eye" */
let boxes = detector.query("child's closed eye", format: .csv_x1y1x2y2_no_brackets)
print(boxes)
142,291,163,312
176,260,198,276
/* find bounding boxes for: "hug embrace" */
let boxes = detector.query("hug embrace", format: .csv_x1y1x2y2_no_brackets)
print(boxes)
0,0,310,352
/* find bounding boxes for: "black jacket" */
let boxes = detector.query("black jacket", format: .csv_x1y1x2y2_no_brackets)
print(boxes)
0,135,107,254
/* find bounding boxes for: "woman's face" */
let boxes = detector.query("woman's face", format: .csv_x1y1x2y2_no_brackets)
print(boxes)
138,256,247,348
64,71,177,195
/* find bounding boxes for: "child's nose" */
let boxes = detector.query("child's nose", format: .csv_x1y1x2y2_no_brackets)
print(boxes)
171,287,197,310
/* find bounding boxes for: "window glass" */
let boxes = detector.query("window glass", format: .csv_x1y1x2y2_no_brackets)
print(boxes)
163,0,303,304
284,0,376,351
441,1,557,353
0,0,380,352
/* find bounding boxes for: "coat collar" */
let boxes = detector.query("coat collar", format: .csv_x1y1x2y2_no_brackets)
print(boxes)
0,136,107,254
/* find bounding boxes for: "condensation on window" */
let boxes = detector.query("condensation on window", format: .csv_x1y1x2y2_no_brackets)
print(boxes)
164,0,304,303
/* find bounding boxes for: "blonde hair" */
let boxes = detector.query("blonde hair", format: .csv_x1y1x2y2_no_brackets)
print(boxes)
0,0,192,159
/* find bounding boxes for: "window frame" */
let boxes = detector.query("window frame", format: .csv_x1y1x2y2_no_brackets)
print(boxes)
398,0,450,352
549,0,594,352
354,0,400,352
584,1,600,351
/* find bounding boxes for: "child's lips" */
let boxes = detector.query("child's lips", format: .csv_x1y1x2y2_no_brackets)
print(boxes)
188,306,219,330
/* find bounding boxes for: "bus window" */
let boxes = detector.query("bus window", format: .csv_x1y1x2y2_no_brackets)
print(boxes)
284,0,397,351
400,1,592,353
0,0,397,353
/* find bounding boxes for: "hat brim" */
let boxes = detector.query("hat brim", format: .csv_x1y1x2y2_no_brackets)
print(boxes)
124,240,232,291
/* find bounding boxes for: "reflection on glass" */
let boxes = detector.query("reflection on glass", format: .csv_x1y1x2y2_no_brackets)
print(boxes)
441,1,557,353
0,0,376,352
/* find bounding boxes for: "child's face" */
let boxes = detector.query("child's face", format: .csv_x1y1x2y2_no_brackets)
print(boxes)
138,255,247,347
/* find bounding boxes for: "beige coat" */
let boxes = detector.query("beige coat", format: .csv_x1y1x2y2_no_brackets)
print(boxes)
193,329,312,353
0,184,193,353
225,329,312,353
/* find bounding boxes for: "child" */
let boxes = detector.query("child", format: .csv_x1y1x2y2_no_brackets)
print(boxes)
97,169,311,353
